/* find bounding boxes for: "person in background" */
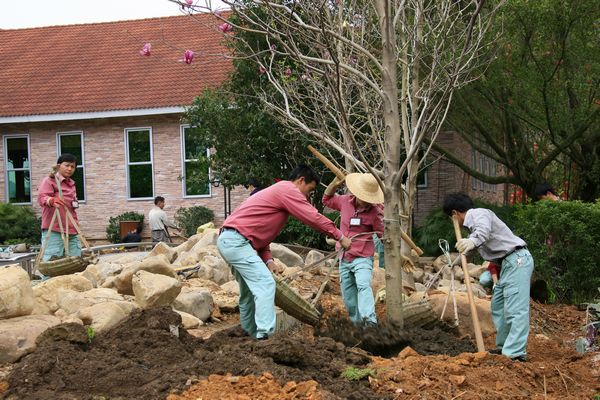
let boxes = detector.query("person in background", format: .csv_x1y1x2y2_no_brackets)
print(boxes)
149,196,179,243
533,182,560,202
443,193,533,362
323,173,384,326
37,153,81,261
245,178,264,196
122,225,143,243
479,261,500,290
217,165,352,340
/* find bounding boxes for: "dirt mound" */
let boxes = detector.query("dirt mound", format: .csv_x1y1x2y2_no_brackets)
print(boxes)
5,308,387,400
167,373,331,400
318,315,475,357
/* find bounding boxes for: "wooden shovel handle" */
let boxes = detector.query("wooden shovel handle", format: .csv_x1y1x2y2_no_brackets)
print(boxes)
307,145,346,181
452,216,485,352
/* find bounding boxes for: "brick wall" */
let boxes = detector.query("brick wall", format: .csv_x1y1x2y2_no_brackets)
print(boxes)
413,131,506,226
0,114,248,242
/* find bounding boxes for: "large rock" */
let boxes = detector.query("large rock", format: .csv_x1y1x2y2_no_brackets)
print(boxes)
433,253,459,272
427,291,495,337
304,250,325,266
189,229,219,254
0,314,61,363
81,262,124,287
132,270,182,309
147,242,177,263
371,264,386,298
32,275,94,315
56,288,126,315
173,233,202,257
174,310,202,329
0,266,34,319
412,268,425,284
220,280,240,295
172,288,213,322
112,254,176,295
76,302,128,333
196,251,234,285
457,283,488,299
270,243,304,268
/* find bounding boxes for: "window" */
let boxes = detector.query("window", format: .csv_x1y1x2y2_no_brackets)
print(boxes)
4,135,31,204
181,125,211,197
57,132,86,201
125,128,154,199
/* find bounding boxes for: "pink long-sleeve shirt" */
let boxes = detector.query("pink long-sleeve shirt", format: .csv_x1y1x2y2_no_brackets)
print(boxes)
222,180,343,262
323,193,384,262
37,173,79,234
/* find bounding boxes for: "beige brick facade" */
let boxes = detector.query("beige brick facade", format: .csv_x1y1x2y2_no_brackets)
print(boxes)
0,114,248,242
1,118,505,241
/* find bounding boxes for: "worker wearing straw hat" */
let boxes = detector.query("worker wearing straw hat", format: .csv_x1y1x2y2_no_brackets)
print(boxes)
324,173,384,326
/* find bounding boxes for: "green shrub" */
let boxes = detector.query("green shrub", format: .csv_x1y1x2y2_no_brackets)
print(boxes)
414,200,516,257
275,211,339,250
0,203,41,245
106,211,144,243
175,205,214,237
513,200,600,304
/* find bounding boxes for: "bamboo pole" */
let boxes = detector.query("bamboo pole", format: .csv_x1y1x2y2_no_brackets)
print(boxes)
452,215,485,352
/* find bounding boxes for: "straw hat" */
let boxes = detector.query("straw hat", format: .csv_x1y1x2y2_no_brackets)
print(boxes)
345,173,384,204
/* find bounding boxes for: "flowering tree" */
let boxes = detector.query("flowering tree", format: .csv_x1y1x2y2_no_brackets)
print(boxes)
173,0,503,325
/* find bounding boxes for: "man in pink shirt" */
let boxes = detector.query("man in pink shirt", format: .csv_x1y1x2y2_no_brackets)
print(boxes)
217,165,352,340
37,154,81,261
323,173,384,326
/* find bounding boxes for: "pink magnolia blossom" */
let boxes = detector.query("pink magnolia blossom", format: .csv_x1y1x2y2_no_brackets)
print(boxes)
185,0,193,4
258,65,267,75
182,50,194,64
284,68,292,77
218,22,233,33
139,43,151,56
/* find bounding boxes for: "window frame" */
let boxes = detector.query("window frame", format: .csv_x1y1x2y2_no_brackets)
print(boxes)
56,130,86,203
180,124,212,198
124,127,155,201
3,134,32,205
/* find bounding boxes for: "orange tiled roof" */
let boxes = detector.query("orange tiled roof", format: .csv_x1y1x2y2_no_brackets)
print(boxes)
0,14,232,118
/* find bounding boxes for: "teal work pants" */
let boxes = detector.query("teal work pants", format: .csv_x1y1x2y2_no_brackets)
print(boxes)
217,229,276,339
479,270,493,288
339,257,377,325
491,248,534,358
41,230,81,262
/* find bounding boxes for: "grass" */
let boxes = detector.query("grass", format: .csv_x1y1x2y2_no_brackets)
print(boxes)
341,366,376,381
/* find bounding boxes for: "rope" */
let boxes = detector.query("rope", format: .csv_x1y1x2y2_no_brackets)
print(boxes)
438,239,459,326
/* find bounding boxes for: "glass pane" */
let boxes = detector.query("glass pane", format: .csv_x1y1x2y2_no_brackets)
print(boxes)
129,164,153,198
128,130,151,163
184,127,205,160
59,134,83,162
7,170,31,203
72,166,85,201
6,137,29,169
185,161,210,196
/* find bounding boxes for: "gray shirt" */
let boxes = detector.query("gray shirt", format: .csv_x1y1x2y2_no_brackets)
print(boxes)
463,208,526,262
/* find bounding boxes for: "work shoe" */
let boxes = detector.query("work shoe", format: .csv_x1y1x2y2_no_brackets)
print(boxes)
511,355,528,362
488,348,502,355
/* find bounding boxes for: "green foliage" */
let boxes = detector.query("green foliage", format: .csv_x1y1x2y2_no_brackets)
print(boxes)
106,212,144,244
175,206,214,238
86,326,95,343
512,200,600,304
341,366,376,381
0,203,41,245
276,211,339,250
414,200,515,257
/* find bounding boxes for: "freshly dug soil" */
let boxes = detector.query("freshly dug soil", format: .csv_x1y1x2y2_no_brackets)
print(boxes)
318,315,475,357
6,308,395,400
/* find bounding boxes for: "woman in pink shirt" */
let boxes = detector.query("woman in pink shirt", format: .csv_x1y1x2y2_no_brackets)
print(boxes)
323,173,384,326
37,154,81,261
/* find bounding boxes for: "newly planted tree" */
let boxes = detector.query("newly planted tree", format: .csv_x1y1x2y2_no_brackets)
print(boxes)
175,0,502,324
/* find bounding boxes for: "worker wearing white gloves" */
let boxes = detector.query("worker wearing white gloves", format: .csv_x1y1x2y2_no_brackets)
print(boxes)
443,193,533,362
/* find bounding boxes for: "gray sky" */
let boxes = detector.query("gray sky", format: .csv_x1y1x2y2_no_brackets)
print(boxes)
0,0,227,29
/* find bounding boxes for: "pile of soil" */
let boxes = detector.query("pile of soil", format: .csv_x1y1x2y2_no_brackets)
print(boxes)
4,308,377,399
317,315,475,357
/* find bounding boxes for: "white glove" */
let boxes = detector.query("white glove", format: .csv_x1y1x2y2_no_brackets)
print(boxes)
455,238,475,254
